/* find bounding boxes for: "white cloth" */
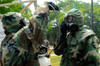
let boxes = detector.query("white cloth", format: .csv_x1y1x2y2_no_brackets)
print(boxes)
39,56,51,66
0,22,5,47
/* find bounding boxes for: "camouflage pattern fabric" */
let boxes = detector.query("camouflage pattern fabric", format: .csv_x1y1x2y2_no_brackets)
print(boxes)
54,9,100,66
64,9,84,26
0,33,14,66
0,3,49,66
29,3,49,44
54,25,99,66
1,12,24,33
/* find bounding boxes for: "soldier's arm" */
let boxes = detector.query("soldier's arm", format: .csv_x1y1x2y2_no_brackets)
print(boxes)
54,20,67,55
54,36,67,55
28,2,59,44
27,3,49,44
10,3,50,54
12,2,59,54
83,36,99,66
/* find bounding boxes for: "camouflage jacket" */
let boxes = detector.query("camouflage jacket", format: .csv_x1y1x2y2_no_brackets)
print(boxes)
54,25,100,66
0,3,49,66
0,33,14,66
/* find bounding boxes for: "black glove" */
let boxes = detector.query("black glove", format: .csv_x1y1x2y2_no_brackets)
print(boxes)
69,23,79,35
45,54,50,58
60,21,68,38
46,2,59,11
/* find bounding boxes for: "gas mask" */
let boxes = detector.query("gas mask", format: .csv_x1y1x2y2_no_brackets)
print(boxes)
61,16,79,36
67,16,79,35
67,22,79,35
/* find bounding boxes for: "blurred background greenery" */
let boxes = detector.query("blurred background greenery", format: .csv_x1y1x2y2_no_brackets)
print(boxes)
1,0,100,39
0,0,100,66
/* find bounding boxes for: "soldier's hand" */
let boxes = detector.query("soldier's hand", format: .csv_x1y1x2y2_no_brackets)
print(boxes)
60,21,68,38
46,2,59,11
45,54,50,58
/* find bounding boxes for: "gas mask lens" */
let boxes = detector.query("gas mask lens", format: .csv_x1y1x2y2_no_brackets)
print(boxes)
67,16,72,22
65,16,79,34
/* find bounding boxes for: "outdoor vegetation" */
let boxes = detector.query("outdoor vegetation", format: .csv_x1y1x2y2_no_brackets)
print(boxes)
0,0,32,19
48,0,100,39
50,55,61,66
1,0,100,38
0,0,100,66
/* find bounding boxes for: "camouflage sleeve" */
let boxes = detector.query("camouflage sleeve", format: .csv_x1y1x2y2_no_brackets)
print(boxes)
28,3,49,44
83,36,99,66
54,36,67,55
0,3,49,66
10,3,49,52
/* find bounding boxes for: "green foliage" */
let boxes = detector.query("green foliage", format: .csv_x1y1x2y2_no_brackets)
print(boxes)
0,0,32,19
48,22,53,32
1,0,100,38
59,12,64,23
22,8,32,19
50,55,61,66
48,0,100,38
0,0,20,14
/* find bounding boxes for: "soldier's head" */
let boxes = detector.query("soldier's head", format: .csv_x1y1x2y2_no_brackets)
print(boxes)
1,12,26,35
65,9,84,26
64,9,84,35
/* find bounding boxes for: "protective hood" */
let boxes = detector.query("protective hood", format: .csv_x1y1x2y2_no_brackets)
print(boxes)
76,25,95,42
1,12,24,33
65,9,84,26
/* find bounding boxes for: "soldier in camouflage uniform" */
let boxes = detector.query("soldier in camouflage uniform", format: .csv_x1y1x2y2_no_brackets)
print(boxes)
0,2,59,66
54,9,100,66
0,12,27,66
